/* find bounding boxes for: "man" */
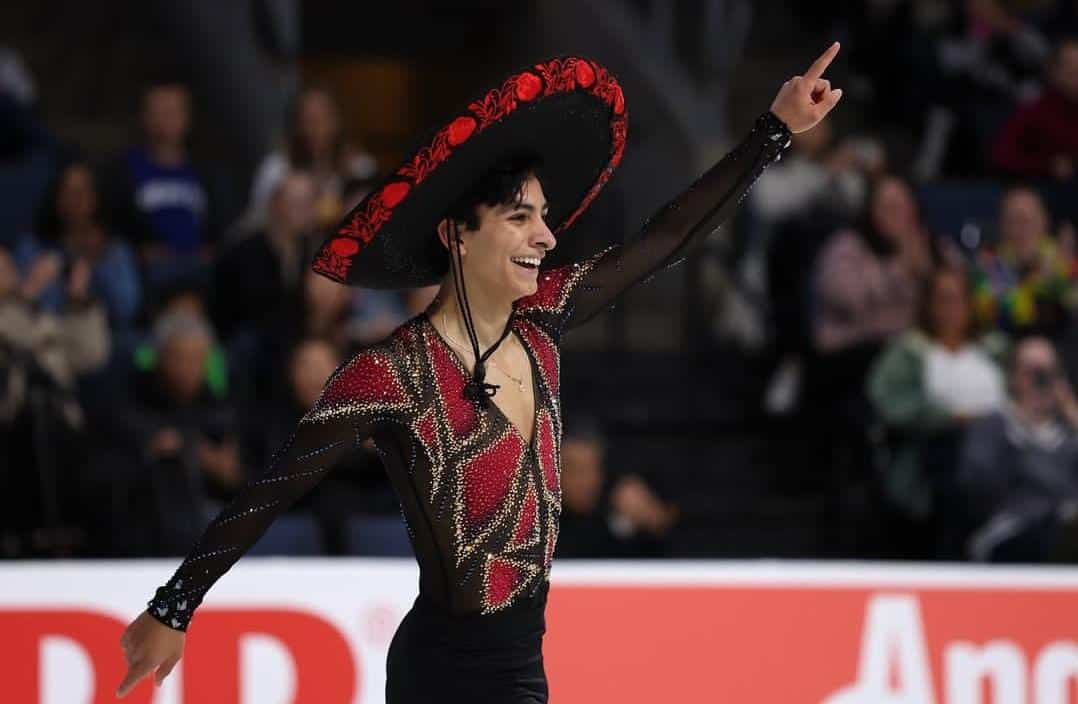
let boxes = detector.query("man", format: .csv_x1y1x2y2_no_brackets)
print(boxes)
107,81,215,285
118,46,841,702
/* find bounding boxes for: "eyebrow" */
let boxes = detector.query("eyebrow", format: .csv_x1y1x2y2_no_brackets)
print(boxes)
510,202,550,215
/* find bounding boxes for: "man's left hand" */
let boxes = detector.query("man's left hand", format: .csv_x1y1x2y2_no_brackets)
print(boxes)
770,42,844,134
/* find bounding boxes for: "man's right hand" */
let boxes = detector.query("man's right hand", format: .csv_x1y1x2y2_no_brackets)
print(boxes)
116,610,186,698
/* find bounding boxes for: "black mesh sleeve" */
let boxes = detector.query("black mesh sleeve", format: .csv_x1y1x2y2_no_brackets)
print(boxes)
563,110,791,331
144,346,401,631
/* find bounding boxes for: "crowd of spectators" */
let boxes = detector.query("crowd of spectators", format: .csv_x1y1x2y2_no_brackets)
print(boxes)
0,50,678,563
0,52,438,559
735,13,1078,563
4,10,1078,566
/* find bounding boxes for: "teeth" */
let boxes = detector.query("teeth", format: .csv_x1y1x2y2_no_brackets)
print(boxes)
511,257,541,266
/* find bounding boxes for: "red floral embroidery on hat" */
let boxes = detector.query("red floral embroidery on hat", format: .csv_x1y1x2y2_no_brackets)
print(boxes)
329,238,360,256
381,181,411,207
313,250,352,280
534,57,581,96
317,56,628,283
397,128,453,186
575,60,595,88
447,116,477,146
515,72,542,102
559,115,627,232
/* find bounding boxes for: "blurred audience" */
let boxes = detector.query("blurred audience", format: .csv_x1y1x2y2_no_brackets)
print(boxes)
0,244,110,421
751,117,875,227
240,86,377,234
868,268,1006,555
992,36,1078,180
0,242,109,557
213,170,320,341
972,185,1077,337
16,161,141,330
0,46,57,249
959,336,1078,562
9,16,1078,563
556,418,679,558
813,175,935,356
105,81,215,288
132,282,229,402
114,312,243,555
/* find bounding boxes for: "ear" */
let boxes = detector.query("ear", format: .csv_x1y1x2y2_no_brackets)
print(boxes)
436,218,467,256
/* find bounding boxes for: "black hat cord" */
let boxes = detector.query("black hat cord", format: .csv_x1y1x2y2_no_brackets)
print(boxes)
448,220,514,407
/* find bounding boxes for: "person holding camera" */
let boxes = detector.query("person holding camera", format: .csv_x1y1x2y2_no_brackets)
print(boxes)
958,335,1078,562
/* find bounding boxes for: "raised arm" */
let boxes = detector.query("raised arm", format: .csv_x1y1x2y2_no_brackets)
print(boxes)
563,42,844,331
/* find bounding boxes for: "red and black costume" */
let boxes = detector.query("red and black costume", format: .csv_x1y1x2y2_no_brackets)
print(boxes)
146,56,790,703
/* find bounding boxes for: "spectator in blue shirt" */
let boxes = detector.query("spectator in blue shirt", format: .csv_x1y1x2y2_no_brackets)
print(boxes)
105,81,215,287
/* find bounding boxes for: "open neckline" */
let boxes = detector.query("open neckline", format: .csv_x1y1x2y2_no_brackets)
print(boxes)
420,312,540,449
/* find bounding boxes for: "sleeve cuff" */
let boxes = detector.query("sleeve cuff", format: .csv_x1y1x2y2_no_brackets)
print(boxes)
758,109,793,157
147,583,197,632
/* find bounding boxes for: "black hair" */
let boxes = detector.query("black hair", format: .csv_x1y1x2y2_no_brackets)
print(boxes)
287,86,346,170
916,266,983,341
854,173,920,257
439,152,546,407
34,159,110,242
442,152,545,233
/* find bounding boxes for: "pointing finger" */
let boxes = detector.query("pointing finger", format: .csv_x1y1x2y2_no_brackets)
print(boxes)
805,41,840,81
116,659,154,698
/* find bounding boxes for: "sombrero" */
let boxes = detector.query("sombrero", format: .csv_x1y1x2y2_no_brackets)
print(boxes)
311,56,627,289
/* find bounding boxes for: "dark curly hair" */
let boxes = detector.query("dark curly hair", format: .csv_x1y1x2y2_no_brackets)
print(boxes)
442,153,546,232
34,159,110,242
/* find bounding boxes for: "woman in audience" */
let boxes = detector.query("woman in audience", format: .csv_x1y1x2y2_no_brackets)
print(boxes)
959,336,1078,563
241,86,377,234
0,242,110,556
800,174,938,552
868,267,1006,555
812,174,935,356
972,185,1077,338
17,160,141,330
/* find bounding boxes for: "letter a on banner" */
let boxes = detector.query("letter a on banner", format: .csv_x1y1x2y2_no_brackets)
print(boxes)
822,595,936,704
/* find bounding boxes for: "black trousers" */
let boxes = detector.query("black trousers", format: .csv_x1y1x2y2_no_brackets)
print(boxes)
386,582,549,703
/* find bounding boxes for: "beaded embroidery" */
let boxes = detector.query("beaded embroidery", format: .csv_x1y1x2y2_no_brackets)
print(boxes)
147,109,791,629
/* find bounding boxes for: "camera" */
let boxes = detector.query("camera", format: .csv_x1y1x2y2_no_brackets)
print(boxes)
1032,368,1058,391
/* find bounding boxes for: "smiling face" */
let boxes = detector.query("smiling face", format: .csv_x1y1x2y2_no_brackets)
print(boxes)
445,174,557,304
1000,187,1048,265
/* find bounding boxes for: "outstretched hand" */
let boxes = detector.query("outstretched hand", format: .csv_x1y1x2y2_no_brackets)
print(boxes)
769,42,843,134
116,610,186,697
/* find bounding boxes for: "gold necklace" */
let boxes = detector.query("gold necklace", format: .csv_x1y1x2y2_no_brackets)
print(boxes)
440,310,527,393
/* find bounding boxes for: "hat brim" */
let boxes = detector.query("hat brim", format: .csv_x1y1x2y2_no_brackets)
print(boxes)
312,56,627,289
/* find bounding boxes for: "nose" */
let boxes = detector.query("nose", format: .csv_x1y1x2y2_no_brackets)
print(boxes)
533,219,556,252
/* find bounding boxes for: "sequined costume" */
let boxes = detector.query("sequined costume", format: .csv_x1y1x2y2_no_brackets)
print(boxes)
146,110,791,701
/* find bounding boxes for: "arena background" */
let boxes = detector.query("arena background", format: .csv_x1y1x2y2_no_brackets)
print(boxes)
3,1,1078,702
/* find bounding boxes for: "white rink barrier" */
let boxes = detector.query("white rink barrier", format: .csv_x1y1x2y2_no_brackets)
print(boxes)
4,559,1078,703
